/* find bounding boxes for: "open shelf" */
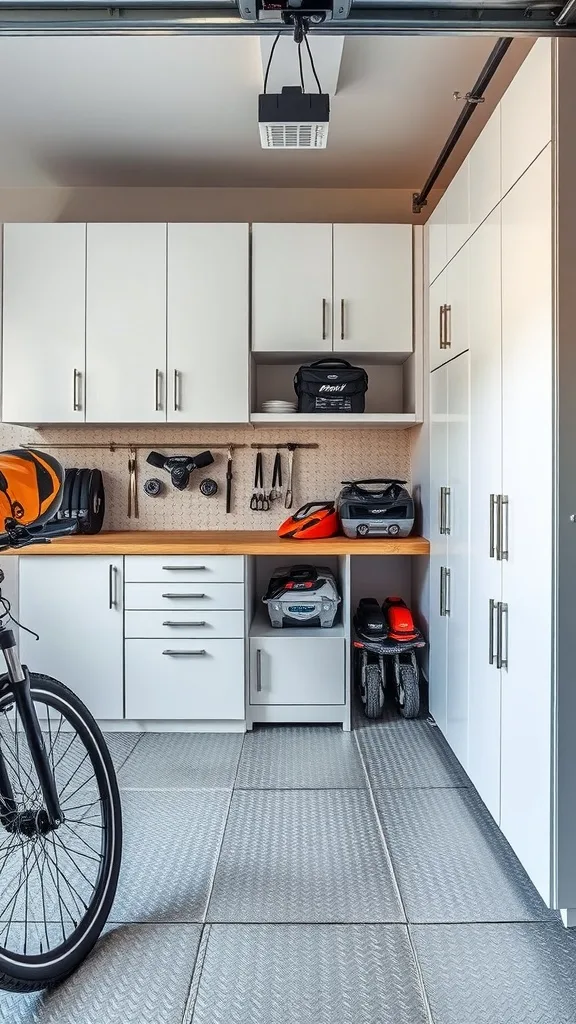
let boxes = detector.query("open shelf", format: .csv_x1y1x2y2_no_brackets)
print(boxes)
250,606,346,640
250,412,418,428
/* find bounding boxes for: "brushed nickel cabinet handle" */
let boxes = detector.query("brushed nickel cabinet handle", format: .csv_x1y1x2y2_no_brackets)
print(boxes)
439,305,445,349
497,602,508,670
500,495,509,561
155,369,163,412
162,620,207,627
108,564,117,610
490,494,497,558
162,593,206,599
174,369,181,412
162,649,206,657
439,488,445,535
440,567,445,617
340,299,345,341
444,304,452,348
444,568,451,617
322,298,327,341
162,565,206,571
73,369,82,412
444,487,451,536
256,648,262,692
489,598,497,665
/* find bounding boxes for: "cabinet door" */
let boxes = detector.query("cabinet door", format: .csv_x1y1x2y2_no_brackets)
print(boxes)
428,271,447,372
444,244,470,363
501,40,552,199
469,105,502,236
467,209,503,822
333,224,413,354
19,557,124,721
86,224,167,422
252,224,333,352
428,364,449,733
167,224,249,423
427,195,447,285
2,224,86,424
446,159,471,263
500,147,553,902
249,637,345,705
445,351,470,770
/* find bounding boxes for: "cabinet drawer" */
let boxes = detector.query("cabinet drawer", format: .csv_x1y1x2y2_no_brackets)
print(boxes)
124,582,244,611
125,639,245,720
125,610,245,639
249,636,345,706
125,555,244,584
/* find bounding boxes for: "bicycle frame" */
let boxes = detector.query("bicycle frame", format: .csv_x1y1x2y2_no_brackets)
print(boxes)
0,625,63,831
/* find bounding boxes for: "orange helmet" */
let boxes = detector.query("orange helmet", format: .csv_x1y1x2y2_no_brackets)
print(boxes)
278,502,340,540
0,449,64,529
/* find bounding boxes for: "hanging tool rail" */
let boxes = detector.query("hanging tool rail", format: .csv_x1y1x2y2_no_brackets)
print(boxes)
20,443,248,452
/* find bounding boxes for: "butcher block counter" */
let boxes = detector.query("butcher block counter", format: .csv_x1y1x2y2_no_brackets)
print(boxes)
7,530,430,556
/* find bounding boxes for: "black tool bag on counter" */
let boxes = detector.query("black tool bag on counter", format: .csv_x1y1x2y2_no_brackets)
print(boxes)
294,359,368,414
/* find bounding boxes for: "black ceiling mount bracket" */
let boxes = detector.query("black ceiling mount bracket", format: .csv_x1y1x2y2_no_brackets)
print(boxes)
240,0,349,23
412,36,513,216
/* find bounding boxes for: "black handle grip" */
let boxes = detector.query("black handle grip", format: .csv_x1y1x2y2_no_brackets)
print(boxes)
309,359,353,368
192,450,214,470
342,478,407,487
146,451,166,469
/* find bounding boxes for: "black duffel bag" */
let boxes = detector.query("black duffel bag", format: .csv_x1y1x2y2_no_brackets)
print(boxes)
294,359,368,414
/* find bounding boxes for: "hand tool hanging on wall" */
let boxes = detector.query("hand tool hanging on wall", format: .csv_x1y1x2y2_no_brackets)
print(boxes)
250,450,270,512
128,447,139,519
144,478,164,497
271,449,283,502
199,478,218,497
146,450,214,491
226,446,233,514
285,444,297,510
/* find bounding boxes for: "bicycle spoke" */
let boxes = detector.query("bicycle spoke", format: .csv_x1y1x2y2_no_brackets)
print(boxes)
57,751,90,802
53,832,99,890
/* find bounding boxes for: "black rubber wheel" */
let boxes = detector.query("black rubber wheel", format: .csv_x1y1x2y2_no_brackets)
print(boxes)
59,469,77,522
70,468,86,523
0,674,122,992
397,662,420,719
364,663,385,719
357,524,370,538
79,469,105,535
388,524,400,537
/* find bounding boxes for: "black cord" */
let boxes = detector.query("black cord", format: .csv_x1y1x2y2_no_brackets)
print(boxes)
263,32,281,95
0,591,39,641
298,41,305,92
304,33,322,95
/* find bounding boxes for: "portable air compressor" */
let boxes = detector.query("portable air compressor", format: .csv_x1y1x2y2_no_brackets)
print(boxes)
263,564,341,628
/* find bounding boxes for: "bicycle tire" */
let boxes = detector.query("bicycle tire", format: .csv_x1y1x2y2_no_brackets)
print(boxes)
397,662,420,719
0,673,122,992
364,663,385,720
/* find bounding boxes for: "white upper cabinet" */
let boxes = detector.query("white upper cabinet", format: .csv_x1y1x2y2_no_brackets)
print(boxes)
427,194,448,285
445,158,470,264
501,40,552,199
429,270,447,372
167,224,249,423
468,104,502,234
2,224,86,424
86,223,167,423
252,223,334,352
333,224,412,354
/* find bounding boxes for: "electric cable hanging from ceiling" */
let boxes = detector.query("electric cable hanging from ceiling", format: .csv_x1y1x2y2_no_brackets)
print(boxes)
303,32,322,95
263,31,280,94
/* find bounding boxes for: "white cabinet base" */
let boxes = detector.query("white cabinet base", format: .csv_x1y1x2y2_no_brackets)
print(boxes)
247,704,350,731
99,719,247,733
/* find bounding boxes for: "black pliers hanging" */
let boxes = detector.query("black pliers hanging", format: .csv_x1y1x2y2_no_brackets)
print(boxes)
271,450,283,502
250,450,270,511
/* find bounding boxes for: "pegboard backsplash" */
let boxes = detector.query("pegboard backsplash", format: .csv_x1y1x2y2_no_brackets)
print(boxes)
0,423,411,531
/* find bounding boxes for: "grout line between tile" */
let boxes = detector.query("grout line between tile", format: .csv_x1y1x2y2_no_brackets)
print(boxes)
113,732,145,774
201,731,246,922
354,729,436,1024
181,923,212,1024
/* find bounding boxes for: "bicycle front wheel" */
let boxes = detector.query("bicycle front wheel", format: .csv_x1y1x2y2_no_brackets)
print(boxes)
0,673,122,992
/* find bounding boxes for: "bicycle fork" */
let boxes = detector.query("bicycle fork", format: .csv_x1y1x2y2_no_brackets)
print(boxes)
0,626,63,832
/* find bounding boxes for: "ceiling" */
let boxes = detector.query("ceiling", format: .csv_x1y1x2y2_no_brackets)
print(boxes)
0,35,530,189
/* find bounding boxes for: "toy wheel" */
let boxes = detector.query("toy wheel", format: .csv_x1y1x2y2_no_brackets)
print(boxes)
357,524,370,537
397,662,420,719
388,524,400,537
364,663,385,719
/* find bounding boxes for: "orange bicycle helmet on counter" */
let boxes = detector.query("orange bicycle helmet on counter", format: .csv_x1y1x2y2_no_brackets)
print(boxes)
278,502,340,540
0,449,64,529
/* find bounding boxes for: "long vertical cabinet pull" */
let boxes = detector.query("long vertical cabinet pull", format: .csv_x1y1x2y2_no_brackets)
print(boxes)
489,599,498,664
500,496,509,560
173,370,181,413
440,568,445,617
440,567,451,617
340,299,346,341
256,649,263,692
155,369,163,412
439,305,446,349
108,564,117,610
496,602,509,670
439,488,445,534
444,304,452,349
73,369,82,412
322,299,328,341
444,487,451,534
490,494,497,557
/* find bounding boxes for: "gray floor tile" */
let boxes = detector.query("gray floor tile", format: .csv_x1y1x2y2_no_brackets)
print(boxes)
102,732,142,771
357,718,469,788
207,789,404,923
117,732,243,789
111,790,230,922
236,726,366,789
0,924,201,1024
374,788,555,923
188,924,429,1024
412,922,576,1024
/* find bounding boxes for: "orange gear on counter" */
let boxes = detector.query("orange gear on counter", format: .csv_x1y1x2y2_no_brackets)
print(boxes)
0,449,64,528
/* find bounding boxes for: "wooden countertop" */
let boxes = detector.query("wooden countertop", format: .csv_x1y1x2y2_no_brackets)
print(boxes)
7,531,430,557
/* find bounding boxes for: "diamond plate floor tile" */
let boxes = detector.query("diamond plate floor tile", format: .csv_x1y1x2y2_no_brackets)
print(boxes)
188,924,428,1024
0,924,201,1024
102,733,142,771
374,788,555,923
207,789,404,923
111,790,230,922
411,922,576,1024
235,726,366,789
357,719,469,788
117,732,243,789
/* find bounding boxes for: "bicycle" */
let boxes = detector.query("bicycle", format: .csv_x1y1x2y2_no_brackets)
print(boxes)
0,450,122,992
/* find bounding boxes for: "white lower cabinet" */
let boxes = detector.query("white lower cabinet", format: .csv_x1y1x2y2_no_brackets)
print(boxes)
249,636,345,706
19,556,124,720
125,639,245,720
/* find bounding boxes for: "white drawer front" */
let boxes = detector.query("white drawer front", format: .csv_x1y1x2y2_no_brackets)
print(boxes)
125,555,244,584
249,636,345,706
125,639,245,720
125,610,244,639
124,582,244,611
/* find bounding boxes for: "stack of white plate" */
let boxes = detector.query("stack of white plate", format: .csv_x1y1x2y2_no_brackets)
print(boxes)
261,400,297,414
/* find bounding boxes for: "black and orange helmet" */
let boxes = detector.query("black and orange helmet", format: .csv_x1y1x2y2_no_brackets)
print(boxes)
0,449,64,529
278,502,340,540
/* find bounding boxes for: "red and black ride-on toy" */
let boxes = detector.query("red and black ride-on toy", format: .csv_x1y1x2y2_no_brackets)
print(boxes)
353,597,426,719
